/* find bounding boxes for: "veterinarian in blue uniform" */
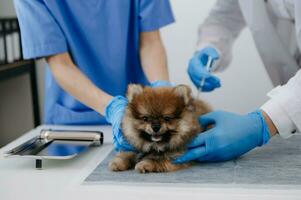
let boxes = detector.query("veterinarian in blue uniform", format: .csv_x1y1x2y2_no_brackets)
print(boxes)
14,0,174,150
175,0,301,163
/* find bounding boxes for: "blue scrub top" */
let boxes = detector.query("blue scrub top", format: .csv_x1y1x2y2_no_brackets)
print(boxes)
14,0,174,125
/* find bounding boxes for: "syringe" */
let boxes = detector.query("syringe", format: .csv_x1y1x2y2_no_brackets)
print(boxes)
197,56,215,99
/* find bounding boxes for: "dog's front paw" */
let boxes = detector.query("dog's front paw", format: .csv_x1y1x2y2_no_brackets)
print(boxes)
108,157,129,172
135,160,156,173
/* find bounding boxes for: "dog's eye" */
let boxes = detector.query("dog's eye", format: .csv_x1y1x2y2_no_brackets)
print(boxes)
163,116,173,122
142,116,149,122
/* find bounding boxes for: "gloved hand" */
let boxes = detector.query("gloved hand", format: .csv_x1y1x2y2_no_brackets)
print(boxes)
105,96,135,152
174,110,270,163
188,47,221,92
150,80,173,88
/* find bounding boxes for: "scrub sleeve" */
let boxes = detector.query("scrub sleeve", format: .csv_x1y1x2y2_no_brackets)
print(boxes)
14,0,68,59
139,0,175,32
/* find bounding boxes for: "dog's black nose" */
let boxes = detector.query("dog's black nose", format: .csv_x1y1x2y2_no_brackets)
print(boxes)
151,124,161,133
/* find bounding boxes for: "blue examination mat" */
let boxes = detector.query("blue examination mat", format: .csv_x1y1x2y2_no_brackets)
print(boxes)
84,135,301,187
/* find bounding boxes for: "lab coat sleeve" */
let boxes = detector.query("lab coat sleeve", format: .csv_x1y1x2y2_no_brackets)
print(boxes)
139,0,175,32
14,0,68,59
196,0,246,71
261,69,301,138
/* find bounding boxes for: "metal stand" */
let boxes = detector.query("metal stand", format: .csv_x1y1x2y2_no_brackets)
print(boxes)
35,159,42,169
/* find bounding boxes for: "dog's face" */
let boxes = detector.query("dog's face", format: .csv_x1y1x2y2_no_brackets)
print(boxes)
122,84,201,153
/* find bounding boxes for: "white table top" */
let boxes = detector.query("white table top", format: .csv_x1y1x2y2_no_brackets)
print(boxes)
0,125,300,200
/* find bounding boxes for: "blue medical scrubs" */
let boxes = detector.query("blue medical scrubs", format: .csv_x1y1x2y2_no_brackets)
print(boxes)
14,0,174,125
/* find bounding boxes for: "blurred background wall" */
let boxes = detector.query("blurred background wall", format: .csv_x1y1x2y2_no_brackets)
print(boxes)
0,0,274,147
0,0,34,146
0,0,46,146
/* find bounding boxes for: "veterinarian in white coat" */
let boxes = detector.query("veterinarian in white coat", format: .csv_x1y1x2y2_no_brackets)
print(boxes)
175,0,301,163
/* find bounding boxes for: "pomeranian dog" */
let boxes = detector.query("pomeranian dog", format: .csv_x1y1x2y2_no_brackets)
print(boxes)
109,84,211,173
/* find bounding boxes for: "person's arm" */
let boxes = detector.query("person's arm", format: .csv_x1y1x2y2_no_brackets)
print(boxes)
197,0,246,71
139,30,169,82
262,110,278,137
187,0,246,91
261,69,301,138
46,52,112,115
175,69,301,164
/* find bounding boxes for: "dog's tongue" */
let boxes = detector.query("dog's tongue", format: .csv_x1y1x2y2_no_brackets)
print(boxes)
151,135,162,142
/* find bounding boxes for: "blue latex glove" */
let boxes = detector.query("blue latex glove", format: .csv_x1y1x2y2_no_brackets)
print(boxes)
105,96,135,152
188,47,221,92
174,110,270,163
150,80,173,88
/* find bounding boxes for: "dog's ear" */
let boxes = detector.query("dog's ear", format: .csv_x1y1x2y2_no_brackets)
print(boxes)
173,84,192,105
127,84,143,102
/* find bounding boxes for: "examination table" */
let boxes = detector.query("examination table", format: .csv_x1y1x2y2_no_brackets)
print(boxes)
0,125,300,200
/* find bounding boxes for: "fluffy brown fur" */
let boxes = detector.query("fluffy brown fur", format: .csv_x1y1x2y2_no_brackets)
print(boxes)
109,84,211,173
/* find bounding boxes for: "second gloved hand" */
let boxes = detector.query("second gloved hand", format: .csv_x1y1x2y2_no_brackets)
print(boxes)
188,47,221,92
105,96,135,152
174,110,270,163
150,80,173,88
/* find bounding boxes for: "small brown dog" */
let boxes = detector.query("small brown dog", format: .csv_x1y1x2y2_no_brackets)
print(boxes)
109,84,211,173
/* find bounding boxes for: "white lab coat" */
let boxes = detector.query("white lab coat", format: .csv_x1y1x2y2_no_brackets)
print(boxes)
197,0,301,138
